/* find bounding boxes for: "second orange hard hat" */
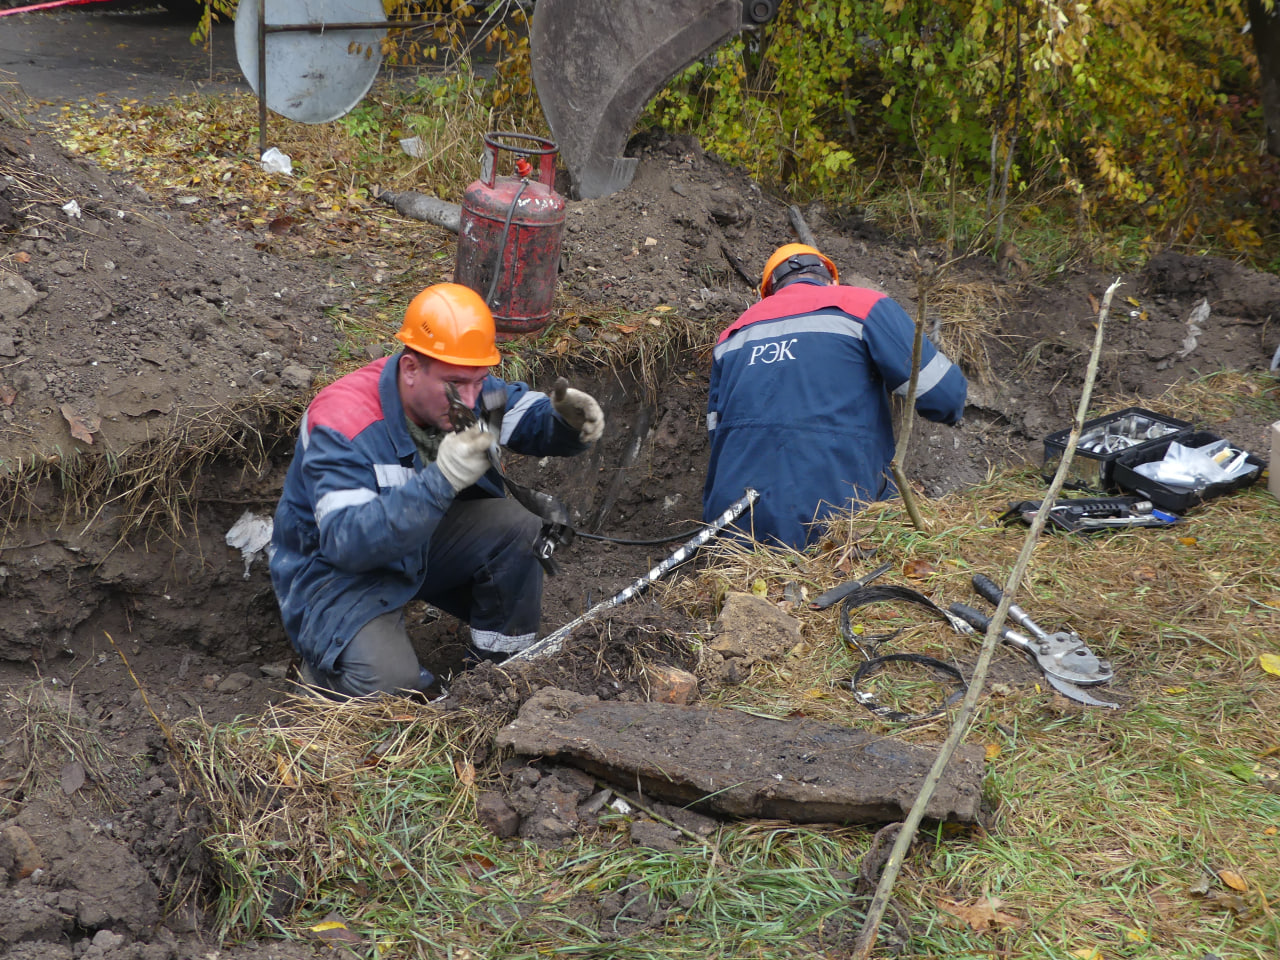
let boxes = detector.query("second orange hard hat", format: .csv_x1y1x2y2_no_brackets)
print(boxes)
759,243,839,297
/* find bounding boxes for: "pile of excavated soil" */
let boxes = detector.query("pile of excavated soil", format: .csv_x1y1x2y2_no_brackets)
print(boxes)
3,52,1280,960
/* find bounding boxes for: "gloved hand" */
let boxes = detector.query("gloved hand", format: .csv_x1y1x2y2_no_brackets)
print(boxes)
435,424,496,492
551,377,604,443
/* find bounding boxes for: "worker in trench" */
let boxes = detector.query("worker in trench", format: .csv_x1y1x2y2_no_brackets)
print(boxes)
269,283,605,698
702,243,968,550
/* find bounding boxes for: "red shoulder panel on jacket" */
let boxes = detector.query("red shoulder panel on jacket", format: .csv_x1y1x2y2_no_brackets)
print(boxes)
306,357,389,440
717,283,886,343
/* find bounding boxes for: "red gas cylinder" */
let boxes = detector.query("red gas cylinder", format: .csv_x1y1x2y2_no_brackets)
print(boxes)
456,132,566,340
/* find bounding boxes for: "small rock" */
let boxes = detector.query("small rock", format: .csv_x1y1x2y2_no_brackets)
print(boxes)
216,672,252,693
476,791,520,838
91,929,124,951
0,270,39,321
645,664,699,705
629,819,681,851
0,824,44,879
280,363,313,391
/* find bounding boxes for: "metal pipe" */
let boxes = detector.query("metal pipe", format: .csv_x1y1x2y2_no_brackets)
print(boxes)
258,0,267,158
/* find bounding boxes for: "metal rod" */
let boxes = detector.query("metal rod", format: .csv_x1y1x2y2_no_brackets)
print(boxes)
505,488,760,665
264,21,399,32
257,0,267,158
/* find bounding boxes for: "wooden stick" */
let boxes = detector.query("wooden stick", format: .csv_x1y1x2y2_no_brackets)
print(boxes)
888,252,932,532
851,277,1125,959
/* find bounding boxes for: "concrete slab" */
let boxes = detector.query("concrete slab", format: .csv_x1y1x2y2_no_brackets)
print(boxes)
496,688,986,825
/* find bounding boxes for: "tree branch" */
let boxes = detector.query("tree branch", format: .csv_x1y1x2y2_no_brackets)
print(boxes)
852,277,1124,959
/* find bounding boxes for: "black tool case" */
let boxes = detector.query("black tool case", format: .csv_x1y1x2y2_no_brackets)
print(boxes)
1112,430,1266,511
1042,407,1192,491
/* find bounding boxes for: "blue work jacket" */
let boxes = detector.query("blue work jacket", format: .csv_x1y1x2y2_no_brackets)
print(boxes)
702,280,967,549
270,353,586,671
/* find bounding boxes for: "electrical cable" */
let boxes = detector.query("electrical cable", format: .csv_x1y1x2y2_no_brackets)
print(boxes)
575,527,708,546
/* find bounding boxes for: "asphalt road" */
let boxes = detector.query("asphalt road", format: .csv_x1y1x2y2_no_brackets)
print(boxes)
0,5,246,110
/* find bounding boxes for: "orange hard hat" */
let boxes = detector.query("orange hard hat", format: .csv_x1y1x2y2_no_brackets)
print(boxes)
396,283,501,366
759,243,838,297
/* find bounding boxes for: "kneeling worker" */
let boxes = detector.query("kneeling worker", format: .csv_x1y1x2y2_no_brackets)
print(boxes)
270,283,604,697
703,244,967,549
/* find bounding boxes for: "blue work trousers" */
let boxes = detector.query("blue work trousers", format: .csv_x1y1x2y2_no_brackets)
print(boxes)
312,496,544,698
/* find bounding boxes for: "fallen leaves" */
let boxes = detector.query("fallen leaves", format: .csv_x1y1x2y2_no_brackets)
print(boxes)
1190,867,1265,915
1217,868,1248,891
305,913,364,948
60,404,100,443
936,894,1023,931
902,558,936,579
60,761,85,796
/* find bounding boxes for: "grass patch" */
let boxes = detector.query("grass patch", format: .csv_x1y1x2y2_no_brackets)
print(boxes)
1,680,135,815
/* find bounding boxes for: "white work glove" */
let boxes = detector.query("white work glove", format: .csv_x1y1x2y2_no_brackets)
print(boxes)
551,378,604,443
435,424,496,492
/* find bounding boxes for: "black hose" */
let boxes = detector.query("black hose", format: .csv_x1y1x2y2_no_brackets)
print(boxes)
485,178,528,308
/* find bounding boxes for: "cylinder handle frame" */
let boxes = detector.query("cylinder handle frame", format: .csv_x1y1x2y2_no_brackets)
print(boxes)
480,132,558,189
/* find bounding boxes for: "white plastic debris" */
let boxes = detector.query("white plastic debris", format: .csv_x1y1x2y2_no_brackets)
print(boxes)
225,510,274,579
1177,298,1210,359
399,136,425,158
260,147,293,175
61,200,82,219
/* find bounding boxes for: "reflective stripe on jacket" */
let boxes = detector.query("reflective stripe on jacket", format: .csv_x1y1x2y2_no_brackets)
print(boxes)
702,281,967,549
270,352,586,671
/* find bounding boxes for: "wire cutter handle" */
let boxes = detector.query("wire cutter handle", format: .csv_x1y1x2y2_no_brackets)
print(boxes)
972,573,1054,643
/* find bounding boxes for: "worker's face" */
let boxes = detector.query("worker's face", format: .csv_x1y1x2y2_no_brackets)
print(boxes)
398,352,490,431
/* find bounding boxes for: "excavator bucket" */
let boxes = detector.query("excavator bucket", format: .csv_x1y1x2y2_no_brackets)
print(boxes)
530,0,778,200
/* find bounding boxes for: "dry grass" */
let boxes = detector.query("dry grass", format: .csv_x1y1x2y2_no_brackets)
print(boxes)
0,393,303,538
173,696,494,933
0,69,30,129
500,298,721,401
929,277,1010,386
0,681,129,812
